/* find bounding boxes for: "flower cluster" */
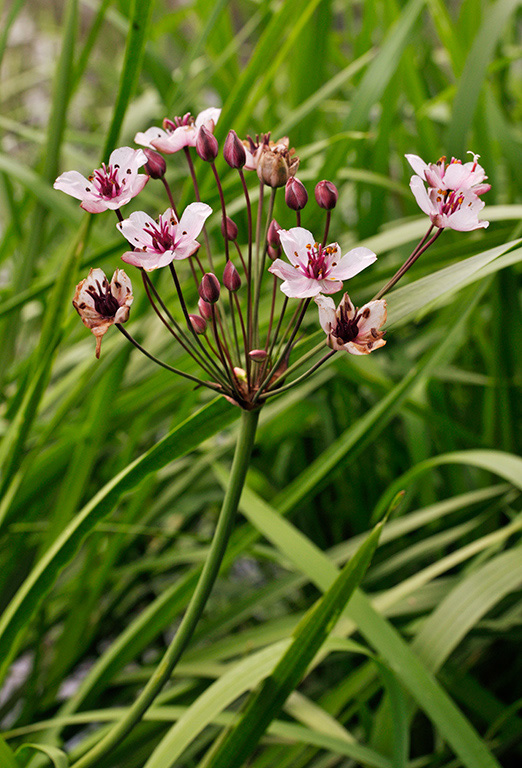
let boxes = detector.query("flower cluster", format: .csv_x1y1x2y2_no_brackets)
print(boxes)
54,108,490,408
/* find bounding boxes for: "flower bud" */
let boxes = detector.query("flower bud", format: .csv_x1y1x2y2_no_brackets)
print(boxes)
221,215,238,241
189,314,207,334
249,349,268,362
223,260,241,292
233,366,248,383
267,219,281,248
315,180,338,210
267,244,280,261
285,177,308,210
199,272,220,304
196,125,219,162
142,148,167,179
223,130,246,169
257,149,299,188
198,296,213,320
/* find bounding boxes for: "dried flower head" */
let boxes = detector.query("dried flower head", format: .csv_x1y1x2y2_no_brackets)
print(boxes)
73,268,133,358
315,293,387,355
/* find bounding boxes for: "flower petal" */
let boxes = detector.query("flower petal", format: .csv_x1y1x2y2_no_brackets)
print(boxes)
117,210,157,248
54,171,93,201
405,154,429,179
110,269,133,306
195,107,221,129
268,258,302,282
278,227,316,266
280,276,320,298
314,295,336,333
356,299,387,336
152,125,196,153
177,202,213,240
134,127,167,148
109,147,147,175
331,246,377,281
121,250,161,271
409,175,433,216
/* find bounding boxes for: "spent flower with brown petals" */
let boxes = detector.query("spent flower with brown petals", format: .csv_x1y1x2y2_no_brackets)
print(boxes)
73,268,133,358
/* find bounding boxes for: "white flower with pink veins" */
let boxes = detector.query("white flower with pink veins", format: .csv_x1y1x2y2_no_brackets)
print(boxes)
405,152,491,196
117,202,212,272
269,227,377,298
315,293,387,355
54,148,148,213
134,108,221,155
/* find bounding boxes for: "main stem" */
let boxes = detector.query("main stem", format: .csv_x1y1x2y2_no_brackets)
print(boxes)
69,408,260,768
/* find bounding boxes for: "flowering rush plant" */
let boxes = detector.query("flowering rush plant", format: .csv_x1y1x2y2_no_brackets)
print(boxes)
54,114,490,768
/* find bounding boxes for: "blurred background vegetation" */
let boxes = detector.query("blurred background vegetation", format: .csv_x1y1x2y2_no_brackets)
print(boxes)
0,0,521,766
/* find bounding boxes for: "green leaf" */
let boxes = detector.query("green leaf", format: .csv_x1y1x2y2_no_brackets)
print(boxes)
16,743,69,768
197,523,384,768
0,735,18,768
0,397,234,686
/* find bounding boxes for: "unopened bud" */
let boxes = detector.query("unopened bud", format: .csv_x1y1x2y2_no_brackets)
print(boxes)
249,349,268,362
267,244,280,261
143,148,167,179
315,180,338,210
221,215,238,241
223,260,241,292
189,314,206,334
198,296,213,320
196,125,219,162
285,177,308,210
223,130,246,168
267,219,281,248
233,366,248,383
199,272,220,304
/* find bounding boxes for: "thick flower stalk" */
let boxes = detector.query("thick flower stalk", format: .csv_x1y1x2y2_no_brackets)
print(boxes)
54,120,491,768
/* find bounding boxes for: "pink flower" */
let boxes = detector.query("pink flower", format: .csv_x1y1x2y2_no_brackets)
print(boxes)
117,202,212,271
54,148,148,213
268,227,377,298
73,268,133,358
409,179,489,231
406,152,490,197
315,293,386,355
134,108,221,155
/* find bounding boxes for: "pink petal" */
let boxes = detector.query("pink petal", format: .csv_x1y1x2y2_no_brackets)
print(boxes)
171,239,201,261
195,107,221,129
268,259,302,282
443,162,472,190
126,173,149,198
110,147,147,174
409,176,433,216
280,275,320,298
54,170,92,201
314,295,336,333
121,250,161,271
318,278,343,294
134,127,167,148
152,125,196,154
177,202,212,240
331,247,377,281
405,154,429,179
117,211,157,248
81,199,110,213
278,227,316,267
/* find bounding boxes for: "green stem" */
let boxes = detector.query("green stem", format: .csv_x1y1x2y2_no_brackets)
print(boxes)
69,408,260,768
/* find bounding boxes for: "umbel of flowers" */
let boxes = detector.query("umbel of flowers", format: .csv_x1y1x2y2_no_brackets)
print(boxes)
55,112,490,407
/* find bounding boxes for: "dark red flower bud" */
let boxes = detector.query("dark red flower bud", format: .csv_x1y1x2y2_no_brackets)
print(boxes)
189,314,207,334
285,177,308,210
198,296,213,319
196,125,219,162
142,148,167,179
223,130,246,169
221,215,238,241
249,349,268,362
223,260,241,292
267,219,281,248
315,180,338,210
267,244,280,261
199,272,220,304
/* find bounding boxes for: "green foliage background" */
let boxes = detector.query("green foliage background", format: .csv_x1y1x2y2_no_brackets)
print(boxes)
0,0,521,766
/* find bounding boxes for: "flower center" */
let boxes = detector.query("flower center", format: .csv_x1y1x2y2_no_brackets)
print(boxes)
87,279,120,317
301,243,336,280
143,214,179,253
90,163,125,198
